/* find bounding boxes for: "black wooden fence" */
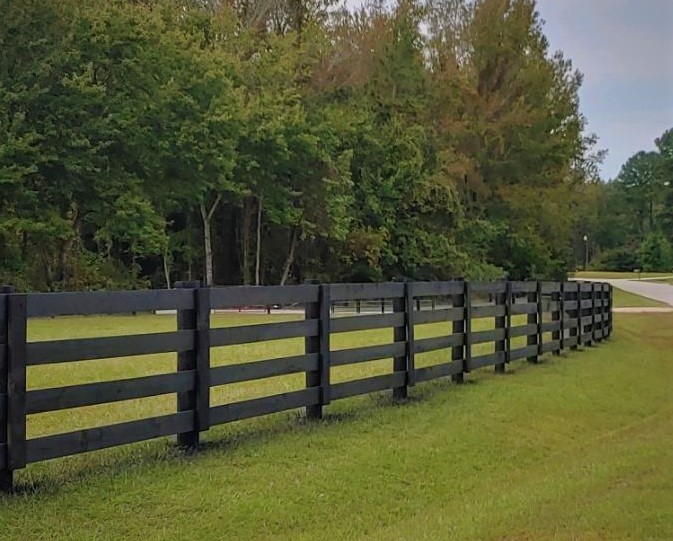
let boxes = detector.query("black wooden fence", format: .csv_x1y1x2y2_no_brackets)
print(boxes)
0,280,611,491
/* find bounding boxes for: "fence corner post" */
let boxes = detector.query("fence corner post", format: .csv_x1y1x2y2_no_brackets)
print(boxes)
393,284,408,400
306,285,330,419
175,280,209,449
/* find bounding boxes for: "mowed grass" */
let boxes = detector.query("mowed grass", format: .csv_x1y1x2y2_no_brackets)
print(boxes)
573,270,673,280
1,313,672,540
611,286,669,308
23,312,508,439
643,277,673,286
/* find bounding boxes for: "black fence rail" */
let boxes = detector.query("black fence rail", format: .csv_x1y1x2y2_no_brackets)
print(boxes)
0,280,612,492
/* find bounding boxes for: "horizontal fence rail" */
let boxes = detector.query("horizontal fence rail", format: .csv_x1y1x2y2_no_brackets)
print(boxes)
0,280,612,492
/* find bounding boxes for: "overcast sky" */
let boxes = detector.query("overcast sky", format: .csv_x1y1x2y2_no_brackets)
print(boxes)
537,0,673,179
345,0,673,180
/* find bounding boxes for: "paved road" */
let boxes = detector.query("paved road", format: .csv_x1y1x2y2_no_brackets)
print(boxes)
581,278,673,307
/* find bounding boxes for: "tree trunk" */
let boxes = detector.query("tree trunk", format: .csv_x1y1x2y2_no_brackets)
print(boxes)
200,204,213,286
59,240,72,290
131,252,138,285
200,194,222,287
59,207,81,290
241,197,254,285
41,250,55,291
280,227,299,286
255,195,263,286
163,251,171,289
21,231,29,260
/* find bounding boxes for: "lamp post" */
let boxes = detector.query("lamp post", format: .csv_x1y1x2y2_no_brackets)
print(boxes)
583,234,589,270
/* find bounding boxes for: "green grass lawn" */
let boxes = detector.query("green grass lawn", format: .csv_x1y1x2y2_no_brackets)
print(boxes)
611,286,668,308
2,313,672,540
573,270,673,280
643,277,673,286
23,313,511,439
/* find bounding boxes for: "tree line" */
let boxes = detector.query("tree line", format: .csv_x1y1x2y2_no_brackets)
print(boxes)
0,0,600,291
580,127,673,272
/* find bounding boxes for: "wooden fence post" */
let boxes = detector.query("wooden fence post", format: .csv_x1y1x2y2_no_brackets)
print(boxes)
464,282,472,375
572,284,581,350
6,293,27,477
601,283,609,339
495,285,506,373
595,284,601,340
305,288,322,419
593,282,599,343
451,281,467,384
592,283,600,344
585,283,594,347
582,282,589,347
405,282,416,387
600,282,605,342
393,286,408,400
559,282,566,352
607,284,613,338
504,281,512,365
319,285,331,407
552,285,561,356
305,285,331,418
1,286,14,492
527,282,539,363
175,280,210,448
537,282,544,359
603,283,612,339
195,286,211,433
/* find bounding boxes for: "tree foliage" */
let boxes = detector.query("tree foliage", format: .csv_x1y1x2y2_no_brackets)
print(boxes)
582,126,673,271
638,232,673,272
0,0,598,290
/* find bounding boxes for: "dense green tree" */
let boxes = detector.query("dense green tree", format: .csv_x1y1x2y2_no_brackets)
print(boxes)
0,0,170,289
638,231,673,272
0,0,603,290
655,129,673,241
614,151,664,237
581,126,673,271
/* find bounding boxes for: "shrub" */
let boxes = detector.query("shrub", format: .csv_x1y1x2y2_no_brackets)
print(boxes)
638,232,673,272
590,246,639,272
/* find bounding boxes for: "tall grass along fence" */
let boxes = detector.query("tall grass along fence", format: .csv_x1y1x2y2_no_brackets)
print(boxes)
0,280,612,492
